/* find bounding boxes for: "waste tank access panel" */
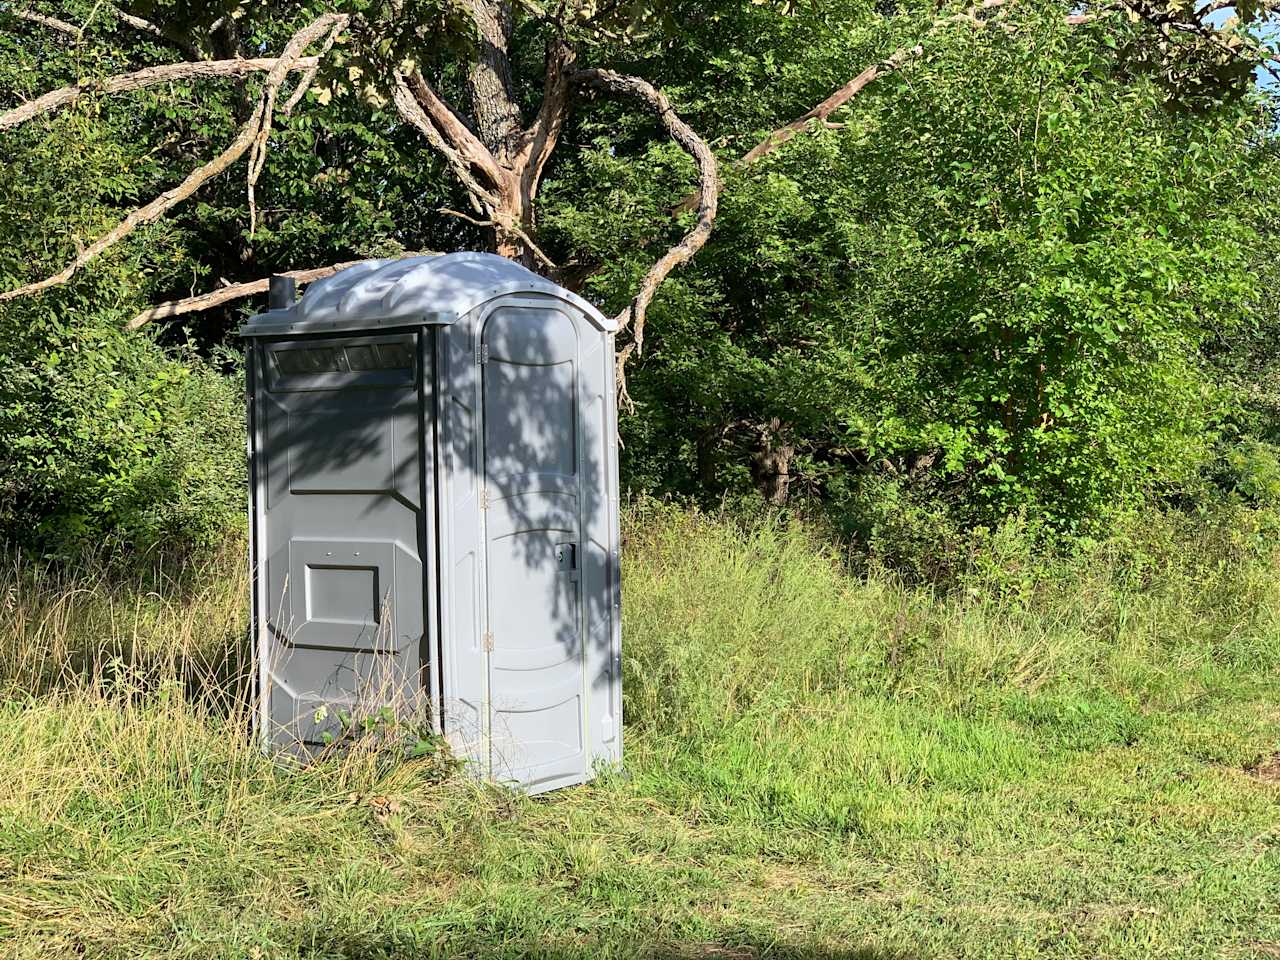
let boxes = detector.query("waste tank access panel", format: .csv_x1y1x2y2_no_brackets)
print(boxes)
481,305,588,790
254,333,429,751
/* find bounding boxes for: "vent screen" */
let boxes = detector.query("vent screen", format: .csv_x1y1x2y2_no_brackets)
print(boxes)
272,342,413,376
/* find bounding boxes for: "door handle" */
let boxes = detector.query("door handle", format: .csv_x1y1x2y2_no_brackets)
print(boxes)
555,542,578,580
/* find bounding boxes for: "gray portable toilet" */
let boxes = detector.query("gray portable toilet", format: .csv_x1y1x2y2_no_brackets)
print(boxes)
240,252,622,794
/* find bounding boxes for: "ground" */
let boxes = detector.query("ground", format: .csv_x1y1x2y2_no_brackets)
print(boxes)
0,504,1277,959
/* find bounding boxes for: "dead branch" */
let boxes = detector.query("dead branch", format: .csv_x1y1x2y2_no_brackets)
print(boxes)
614,339,637,411
670,0,1112,216
572,68,719,355
6,9,80,36
109,6,202,58
740,61,878,169
0,118,266,303
0,56,320,132
125,252,434,329
731,0,1013,171
667,17,969,214
0,14,345,304
437,207,556,269
395,39,577,267
249,15,348,233
110,7,174,43
282,22,343,116
729,2,1013,173
7,5,202,56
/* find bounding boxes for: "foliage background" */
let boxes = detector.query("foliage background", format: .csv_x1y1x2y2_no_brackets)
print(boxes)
1,0,1279,556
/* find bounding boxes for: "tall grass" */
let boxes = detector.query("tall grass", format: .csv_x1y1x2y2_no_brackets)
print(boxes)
1,501,1278,958
0,543,248,699
620,501,1280,837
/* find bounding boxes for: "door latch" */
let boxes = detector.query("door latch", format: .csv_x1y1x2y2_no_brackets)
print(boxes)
555,542,577,578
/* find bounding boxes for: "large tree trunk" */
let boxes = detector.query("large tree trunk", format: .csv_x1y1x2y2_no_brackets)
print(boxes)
465,0,529,262
467,0,521,156
491,174,532,263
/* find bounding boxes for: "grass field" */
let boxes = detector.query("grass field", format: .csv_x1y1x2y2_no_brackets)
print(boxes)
1,502,1278,959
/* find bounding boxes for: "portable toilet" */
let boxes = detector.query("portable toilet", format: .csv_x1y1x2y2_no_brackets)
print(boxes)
240,252,622,794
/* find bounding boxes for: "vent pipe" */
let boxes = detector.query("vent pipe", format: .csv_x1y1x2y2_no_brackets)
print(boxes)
268,275,297,310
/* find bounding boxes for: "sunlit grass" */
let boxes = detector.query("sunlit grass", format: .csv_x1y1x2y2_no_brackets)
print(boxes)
1,502,1277,958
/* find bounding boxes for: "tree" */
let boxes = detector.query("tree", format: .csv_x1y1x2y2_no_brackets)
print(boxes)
0,0,723,360
5,0,1275,360
538,0,1280,532
1,0,1278,546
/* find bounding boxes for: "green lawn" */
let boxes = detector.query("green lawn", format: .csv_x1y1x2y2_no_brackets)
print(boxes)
1,504,1278,959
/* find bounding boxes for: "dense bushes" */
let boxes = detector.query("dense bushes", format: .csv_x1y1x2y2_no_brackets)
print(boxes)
1,1,1279,553
0,310,246,553
0,2,465,554
546,1,1280,538
621,50,1264,539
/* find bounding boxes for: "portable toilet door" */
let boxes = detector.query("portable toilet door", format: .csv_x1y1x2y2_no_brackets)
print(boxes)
245,328,435,752
242,253,623,794
440,295,620,792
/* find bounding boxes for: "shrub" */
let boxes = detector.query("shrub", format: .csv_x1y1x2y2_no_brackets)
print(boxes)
0,310,246,555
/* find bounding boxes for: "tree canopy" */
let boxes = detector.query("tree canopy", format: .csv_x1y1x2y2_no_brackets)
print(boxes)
1,0,1278,550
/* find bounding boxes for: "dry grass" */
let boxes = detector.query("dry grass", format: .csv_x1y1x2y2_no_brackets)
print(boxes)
0,503,1278,958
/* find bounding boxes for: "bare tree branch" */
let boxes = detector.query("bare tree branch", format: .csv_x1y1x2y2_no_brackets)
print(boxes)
572,68,719,355
613,339,637,410
391,70,504,216
0,56,320,132
515,37,576,219
110,7,165,38
249,15,348,233
109,6,202,59
733,0,1011,173
6,8,80,36
282,21,343,116
438,207,557,269
406,69,507,190
125,253,435,329
0,14,345,304
0,122,264,303
670,0,1105,216
737,60,885,169
6,4,202,56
